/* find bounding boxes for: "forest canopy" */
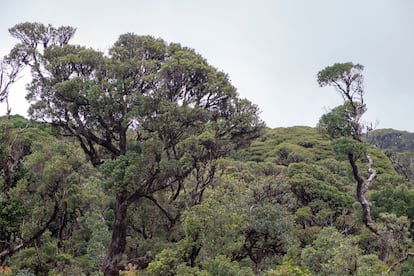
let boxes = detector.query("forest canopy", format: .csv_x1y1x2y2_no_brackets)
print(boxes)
1,22,414,276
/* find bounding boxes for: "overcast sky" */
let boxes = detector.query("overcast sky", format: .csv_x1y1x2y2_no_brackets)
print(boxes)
1,0,413,131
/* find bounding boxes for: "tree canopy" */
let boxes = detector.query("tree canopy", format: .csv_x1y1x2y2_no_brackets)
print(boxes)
4,22,263,275
1,23,414,276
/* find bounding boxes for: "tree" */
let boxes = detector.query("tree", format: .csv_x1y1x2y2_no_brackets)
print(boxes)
317,62,378,235
317,62,366,141
0,116,52,261
243,203,296,275
317,62,414,265
317,102,365,140
7,22,263,275
0,130,93,268
301,227,359,275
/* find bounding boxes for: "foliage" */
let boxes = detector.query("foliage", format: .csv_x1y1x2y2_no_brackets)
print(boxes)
317,62,364,99
356,254,388,275
267,249,311,276
331,136,367,161
5,22,264,274
301,227,359,275
146,248,180,276
368,128,414,152
243,203,297,272
202,255,254,276
318,102,366,139
397,258,414,276
3,24,414,276
371,185,414,221
2,117,414,275
288,162,353,208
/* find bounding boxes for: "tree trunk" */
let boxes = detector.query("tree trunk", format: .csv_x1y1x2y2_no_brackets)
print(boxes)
101,195,129,276
348,153,378,235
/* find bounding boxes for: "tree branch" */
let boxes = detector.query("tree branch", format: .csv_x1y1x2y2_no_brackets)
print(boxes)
387,252,414,273
0,197,60,262
145,195,179,226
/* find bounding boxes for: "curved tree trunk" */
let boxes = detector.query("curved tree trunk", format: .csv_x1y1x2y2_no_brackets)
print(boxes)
348,152,378,235
348,151,394,261
101,195,129,276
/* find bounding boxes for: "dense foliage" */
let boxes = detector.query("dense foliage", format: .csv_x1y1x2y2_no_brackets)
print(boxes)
1,24,414,275
368,129,414,152
2,115,414,275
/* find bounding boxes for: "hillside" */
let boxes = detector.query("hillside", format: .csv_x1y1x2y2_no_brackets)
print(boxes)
3,116,414,275
368,128,414,152
1,23,413,275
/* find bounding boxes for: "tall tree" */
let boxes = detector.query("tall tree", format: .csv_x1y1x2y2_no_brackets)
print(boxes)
317,62,366,141
316,62,414,265
317,62,378,234
243,203,296,276
7,22,263,275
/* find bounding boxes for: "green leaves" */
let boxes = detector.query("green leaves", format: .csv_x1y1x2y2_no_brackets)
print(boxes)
318,102,366,139
9,22,76,50
288,162,353,208
202,255,254,276
317,62,364,89
20,26,263,170
8,24,414,276
331,137,367,160
301,227,359,275
244,203,297,267
0,199,26,233
12,25,263,273
317,62,366,142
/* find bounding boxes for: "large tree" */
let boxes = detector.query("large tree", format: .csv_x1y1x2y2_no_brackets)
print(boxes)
317,62,378,233
317,62,413,264
7,22,263,275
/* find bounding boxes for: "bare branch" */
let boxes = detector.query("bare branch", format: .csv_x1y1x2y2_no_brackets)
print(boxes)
145,195,179,226
0,56,26,116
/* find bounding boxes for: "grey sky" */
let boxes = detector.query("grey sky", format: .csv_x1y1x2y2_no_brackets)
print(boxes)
1,0,413,131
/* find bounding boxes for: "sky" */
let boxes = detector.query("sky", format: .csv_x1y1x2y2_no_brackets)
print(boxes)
1,0,414,131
